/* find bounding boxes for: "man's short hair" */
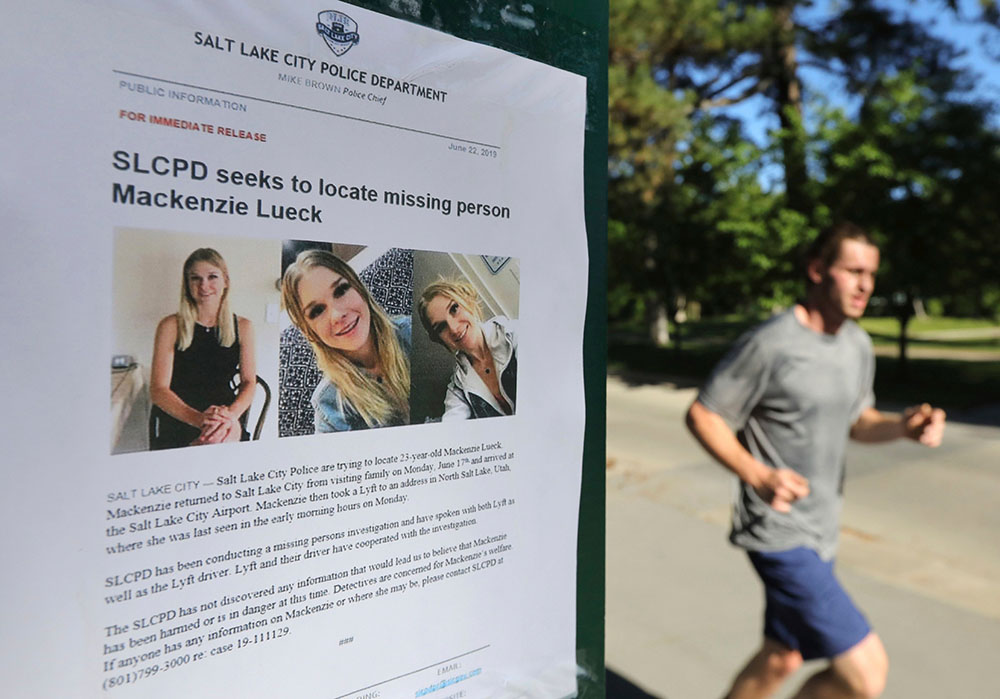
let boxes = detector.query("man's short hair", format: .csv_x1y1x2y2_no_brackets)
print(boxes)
804,222,876,275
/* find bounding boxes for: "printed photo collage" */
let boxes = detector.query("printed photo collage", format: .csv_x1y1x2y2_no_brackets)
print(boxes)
111,229,519,454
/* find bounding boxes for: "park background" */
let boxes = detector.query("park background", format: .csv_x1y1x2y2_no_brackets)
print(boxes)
604,0,1000,696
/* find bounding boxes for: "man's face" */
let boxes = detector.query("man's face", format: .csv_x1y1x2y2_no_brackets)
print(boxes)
811,238,880,321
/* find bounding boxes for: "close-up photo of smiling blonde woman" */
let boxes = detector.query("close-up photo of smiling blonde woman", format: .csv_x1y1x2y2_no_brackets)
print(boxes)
281,247,411,433
417,278,517,421
408,251,520,424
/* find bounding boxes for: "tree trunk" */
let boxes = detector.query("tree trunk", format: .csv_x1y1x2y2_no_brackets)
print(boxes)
897,300,913,380
648,298,671,347
674,294,688,352
773,3,808,214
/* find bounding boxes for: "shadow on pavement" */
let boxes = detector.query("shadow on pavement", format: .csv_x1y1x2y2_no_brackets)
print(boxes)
950,403,1000,428
611,367,1000,429
608,367,701,390
606,668,663,698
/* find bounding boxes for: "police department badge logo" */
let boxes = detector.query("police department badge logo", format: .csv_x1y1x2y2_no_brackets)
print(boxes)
316,10,360,57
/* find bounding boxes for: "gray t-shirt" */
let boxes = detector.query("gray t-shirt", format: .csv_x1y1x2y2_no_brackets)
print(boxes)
697,310,875,560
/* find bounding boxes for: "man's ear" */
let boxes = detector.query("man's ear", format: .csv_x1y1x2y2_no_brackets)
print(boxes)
806,257,825,285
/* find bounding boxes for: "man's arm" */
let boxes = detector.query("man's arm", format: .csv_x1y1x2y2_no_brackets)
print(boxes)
685,400,809,513
849,404,946,446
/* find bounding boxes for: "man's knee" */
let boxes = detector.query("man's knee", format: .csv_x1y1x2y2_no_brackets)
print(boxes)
763,642,803,680
851,656,887,699
834,633,888,698
844,669,886,699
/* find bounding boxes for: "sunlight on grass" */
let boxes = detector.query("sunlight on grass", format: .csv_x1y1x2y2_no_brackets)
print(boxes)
859,317,999,334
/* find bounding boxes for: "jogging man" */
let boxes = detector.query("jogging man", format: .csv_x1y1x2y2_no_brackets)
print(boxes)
685,222,945,699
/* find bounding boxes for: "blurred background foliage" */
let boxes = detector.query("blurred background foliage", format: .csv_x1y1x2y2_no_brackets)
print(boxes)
608,0,1000,369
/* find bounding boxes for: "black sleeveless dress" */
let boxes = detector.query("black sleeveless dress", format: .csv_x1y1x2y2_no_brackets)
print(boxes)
149,317,242,450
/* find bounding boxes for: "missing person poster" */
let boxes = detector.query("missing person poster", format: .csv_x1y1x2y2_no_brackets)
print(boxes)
1,2,587,697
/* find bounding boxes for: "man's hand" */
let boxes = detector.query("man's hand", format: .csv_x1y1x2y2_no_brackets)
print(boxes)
903,403,946,447
754,468,810,513
686,400,810,512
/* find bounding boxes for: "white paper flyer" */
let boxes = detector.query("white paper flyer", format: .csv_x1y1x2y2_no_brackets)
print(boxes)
0,2,587,697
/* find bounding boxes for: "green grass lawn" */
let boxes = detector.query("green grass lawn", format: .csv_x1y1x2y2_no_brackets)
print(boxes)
858,316,999,334
859,317,1000,351
613,316,1000,351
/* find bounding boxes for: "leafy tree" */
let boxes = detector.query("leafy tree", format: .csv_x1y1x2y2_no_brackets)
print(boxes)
609,0,1000,360
609,0,803,340
815,68,1000,369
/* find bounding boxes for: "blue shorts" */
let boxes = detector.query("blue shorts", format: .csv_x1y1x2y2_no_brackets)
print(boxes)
748,547,871,660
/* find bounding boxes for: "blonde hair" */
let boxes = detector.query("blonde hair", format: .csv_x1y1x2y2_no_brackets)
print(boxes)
417,278,484,346
282,250,410,427
177,248,235,351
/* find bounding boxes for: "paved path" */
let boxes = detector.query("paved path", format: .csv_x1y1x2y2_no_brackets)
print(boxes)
606,375,1000,698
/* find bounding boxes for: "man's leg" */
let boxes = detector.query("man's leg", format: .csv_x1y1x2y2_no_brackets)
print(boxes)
791,632,888,699
725,638,803,699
